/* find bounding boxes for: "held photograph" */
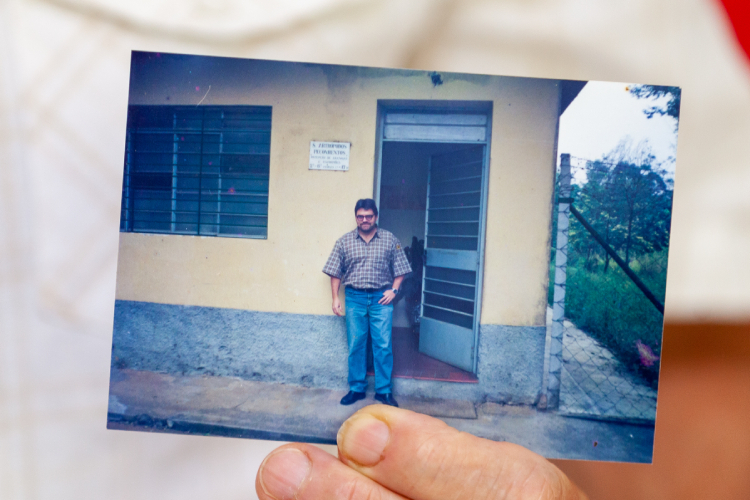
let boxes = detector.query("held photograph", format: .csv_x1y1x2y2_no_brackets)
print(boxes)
107,51,680,463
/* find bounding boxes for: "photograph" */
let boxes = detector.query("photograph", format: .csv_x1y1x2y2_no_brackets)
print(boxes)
107,50,680,463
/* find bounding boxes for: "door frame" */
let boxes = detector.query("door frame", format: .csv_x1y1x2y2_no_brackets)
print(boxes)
374,100,493,374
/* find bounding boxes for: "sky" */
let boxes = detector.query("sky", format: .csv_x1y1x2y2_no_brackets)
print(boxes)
557,81,679,183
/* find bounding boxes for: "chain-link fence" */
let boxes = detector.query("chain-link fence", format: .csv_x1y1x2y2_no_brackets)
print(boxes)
544,154,671,423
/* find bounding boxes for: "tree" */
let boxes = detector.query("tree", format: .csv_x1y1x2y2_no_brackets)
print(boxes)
629,85,681,128
572,140,673,268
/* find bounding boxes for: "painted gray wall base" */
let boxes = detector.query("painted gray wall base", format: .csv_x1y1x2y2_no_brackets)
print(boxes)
112,300,545,403
476,324,547,405
112,300,350,390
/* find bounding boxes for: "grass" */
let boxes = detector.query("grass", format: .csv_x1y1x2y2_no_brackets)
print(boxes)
548,248,667,388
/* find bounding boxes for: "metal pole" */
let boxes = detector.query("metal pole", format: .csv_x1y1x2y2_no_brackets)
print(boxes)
569,205,665,314
546,153,571,410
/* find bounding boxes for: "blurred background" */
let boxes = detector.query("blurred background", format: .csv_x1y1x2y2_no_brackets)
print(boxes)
1,0,748,498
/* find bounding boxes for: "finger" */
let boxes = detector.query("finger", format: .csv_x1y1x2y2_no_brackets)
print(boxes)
256,443,408,500
337,405,587,500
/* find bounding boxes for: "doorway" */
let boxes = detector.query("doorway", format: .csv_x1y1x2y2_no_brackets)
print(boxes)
374,105,491,383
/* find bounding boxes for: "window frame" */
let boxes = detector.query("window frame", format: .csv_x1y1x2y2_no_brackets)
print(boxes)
120,104,272,240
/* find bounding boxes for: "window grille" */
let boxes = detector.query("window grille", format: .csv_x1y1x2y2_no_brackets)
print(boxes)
120,105,271,238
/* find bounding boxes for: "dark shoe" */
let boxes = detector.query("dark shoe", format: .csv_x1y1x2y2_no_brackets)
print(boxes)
374,392,399,407
340,390,366,405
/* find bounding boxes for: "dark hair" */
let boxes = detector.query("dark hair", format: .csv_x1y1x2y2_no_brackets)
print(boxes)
354,198,378,216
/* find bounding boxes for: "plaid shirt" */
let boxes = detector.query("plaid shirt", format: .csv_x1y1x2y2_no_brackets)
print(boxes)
323,227,412,289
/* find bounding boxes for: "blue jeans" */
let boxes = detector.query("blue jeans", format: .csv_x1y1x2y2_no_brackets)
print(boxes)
345,286,394,394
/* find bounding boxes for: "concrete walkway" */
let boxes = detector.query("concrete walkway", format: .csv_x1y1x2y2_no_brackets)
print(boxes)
108,368,655,462
545,308,658,423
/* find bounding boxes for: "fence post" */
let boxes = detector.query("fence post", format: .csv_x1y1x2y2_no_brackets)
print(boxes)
547,153,571,410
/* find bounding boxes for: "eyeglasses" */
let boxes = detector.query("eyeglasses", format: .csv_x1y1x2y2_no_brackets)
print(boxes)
356,214,375,221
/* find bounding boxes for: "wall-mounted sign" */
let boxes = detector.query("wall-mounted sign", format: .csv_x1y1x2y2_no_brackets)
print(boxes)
309,141,350,171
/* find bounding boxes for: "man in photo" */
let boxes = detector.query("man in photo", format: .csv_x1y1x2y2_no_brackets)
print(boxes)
323,198,412,407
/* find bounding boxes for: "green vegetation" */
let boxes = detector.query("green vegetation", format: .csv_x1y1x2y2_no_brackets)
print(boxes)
549,139,674,388
564,245,666,387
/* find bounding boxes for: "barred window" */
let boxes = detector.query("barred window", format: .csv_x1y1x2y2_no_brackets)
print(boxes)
120,105,271,238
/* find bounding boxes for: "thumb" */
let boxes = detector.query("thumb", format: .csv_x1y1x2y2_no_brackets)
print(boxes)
337,405,587,500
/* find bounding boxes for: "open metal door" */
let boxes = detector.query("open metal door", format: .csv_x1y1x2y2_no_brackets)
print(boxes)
419,145,486,372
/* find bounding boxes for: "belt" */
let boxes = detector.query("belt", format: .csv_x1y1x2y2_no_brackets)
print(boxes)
348,285,391,293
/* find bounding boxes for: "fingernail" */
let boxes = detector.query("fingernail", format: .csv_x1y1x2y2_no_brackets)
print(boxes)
259,448,311,500
338,414,391,466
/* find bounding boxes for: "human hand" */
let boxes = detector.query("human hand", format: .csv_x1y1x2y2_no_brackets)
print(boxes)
256,405,588,500
332,297,344,316
377,290,396,305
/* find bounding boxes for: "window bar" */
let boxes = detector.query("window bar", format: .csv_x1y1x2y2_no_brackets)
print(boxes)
432,174,482,184
428,205,481,210
423,303,473,318
124,129,132,231
217,119,223,233
197,107,205,235
428,235,477,238
424,289,475,303
171,112,178,232
424,277,475,287
420,154,432,321
428,220,480,224
429,190,482,197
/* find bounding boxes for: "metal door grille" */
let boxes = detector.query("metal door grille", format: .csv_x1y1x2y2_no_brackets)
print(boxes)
421,146,485,331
